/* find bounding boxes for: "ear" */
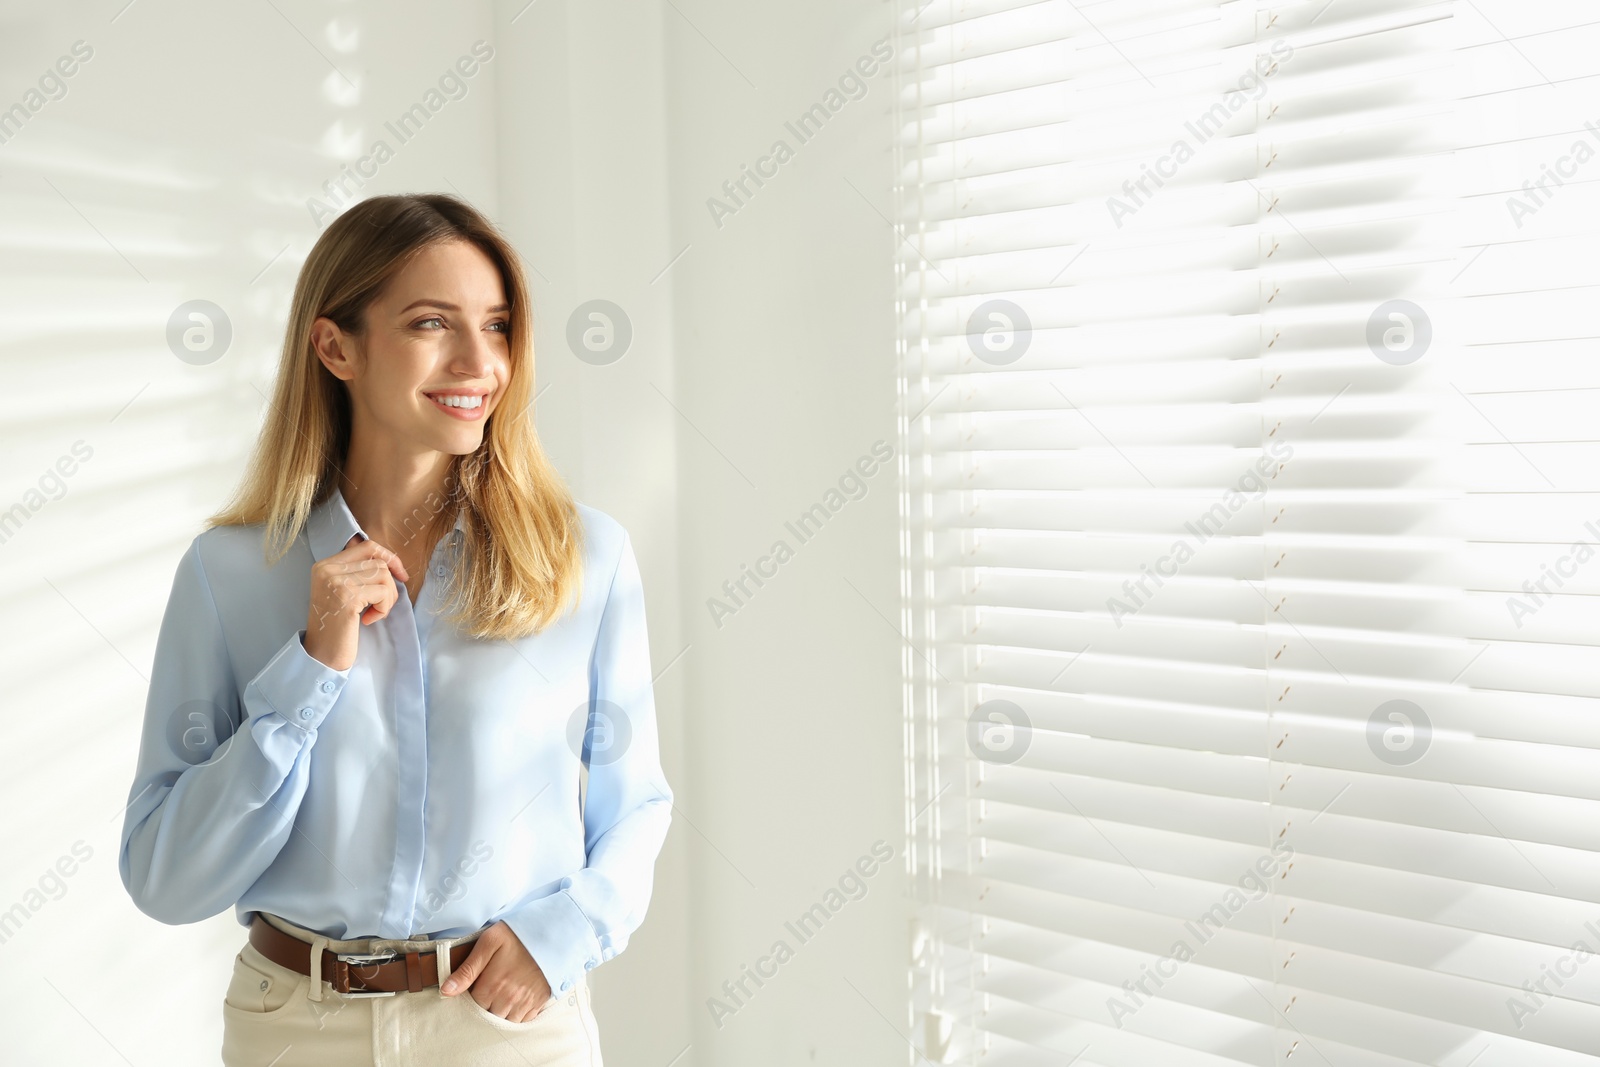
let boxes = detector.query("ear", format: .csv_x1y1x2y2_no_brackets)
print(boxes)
310,316,360,382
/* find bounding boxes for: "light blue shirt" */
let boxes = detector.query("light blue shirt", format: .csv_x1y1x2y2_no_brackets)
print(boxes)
118,487,672,997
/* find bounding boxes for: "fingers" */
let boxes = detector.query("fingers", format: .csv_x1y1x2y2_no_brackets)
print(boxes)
440,934,549,1021
363,537,410,584
481,989,549,1023
302,532,413,669
441,935,495,995
317,538,408,624
316,562,398,625
340,533,409,583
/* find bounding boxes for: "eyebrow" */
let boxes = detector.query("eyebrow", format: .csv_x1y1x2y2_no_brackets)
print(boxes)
397,299,512,314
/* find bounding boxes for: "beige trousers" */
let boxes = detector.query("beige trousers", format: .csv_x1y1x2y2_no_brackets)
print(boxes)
220,913,603,1067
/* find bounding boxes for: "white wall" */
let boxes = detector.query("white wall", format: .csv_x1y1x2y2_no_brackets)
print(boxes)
657,2,908,1063
0,1,903,1063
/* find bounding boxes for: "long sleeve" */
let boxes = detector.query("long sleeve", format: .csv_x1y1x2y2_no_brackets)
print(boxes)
118,536,352,925
504,530,673,995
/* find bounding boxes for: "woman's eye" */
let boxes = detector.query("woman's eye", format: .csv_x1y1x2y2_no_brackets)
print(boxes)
414,316,506,332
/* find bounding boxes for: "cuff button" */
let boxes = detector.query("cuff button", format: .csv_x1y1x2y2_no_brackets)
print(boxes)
299,708,313,720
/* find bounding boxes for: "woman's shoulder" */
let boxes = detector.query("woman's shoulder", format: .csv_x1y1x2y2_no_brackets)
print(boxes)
156,522,308,631
185,519,304,587
572,501,634,572
576,505,649,598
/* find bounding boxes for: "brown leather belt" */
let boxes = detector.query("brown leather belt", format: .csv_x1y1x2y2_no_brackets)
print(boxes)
249,914,476,996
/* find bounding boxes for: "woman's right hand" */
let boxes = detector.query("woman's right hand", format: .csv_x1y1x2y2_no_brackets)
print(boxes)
302,534,409,671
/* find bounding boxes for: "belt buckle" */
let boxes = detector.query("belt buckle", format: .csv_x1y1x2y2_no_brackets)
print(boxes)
335,949,400,997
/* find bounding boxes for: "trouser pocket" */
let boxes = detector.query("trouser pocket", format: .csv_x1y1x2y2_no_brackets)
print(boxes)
223,942,307,1016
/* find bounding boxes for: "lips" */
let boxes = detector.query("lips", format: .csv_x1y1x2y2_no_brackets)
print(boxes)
424,391,489,420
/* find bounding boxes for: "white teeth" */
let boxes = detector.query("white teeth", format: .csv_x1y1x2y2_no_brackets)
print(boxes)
430,394,484,410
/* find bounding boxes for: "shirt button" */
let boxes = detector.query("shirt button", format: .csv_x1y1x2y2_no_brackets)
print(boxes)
584,959,596,970
299,708,313,720
559,979,572,992
320,681,335,693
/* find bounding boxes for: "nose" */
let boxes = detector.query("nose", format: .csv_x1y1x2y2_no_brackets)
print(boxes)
449,323,504,381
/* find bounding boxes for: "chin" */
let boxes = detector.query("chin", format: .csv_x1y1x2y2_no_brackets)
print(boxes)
416,428,486,456
443,434,486,456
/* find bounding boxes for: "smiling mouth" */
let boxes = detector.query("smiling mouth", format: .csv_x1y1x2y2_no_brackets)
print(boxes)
424,392,489,419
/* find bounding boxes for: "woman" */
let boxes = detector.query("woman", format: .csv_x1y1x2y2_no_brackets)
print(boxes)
117,193,672,1066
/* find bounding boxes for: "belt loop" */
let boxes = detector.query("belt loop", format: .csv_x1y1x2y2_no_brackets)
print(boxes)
434,936,455,990
307,933,329,1002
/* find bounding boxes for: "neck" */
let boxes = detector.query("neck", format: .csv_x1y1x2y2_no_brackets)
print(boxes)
339,439,456,555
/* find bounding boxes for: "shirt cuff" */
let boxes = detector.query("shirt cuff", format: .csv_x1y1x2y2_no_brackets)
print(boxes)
244,629,350,734
503,889,602,997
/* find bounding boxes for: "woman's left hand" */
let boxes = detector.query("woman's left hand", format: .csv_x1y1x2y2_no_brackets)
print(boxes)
439,921,553,1022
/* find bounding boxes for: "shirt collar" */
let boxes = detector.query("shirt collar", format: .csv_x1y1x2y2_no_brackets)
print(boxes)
305,484,467,563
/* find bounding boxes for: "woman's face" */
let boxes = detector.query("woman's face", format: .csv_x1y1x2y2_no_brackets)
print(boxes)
315,238,512,458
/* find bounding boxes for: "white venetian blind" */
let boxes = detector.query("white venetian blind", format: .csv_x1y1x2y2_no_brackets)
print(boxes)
896,0,1600,1064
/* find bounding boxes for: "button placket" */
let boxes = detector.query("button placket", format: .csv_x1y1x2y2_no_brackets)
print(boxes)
377,578,431,939
383,522,458,938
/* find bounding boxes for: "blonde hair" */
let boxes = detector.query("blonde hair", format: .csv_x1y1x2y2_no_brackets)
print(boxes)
208,193,583,641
